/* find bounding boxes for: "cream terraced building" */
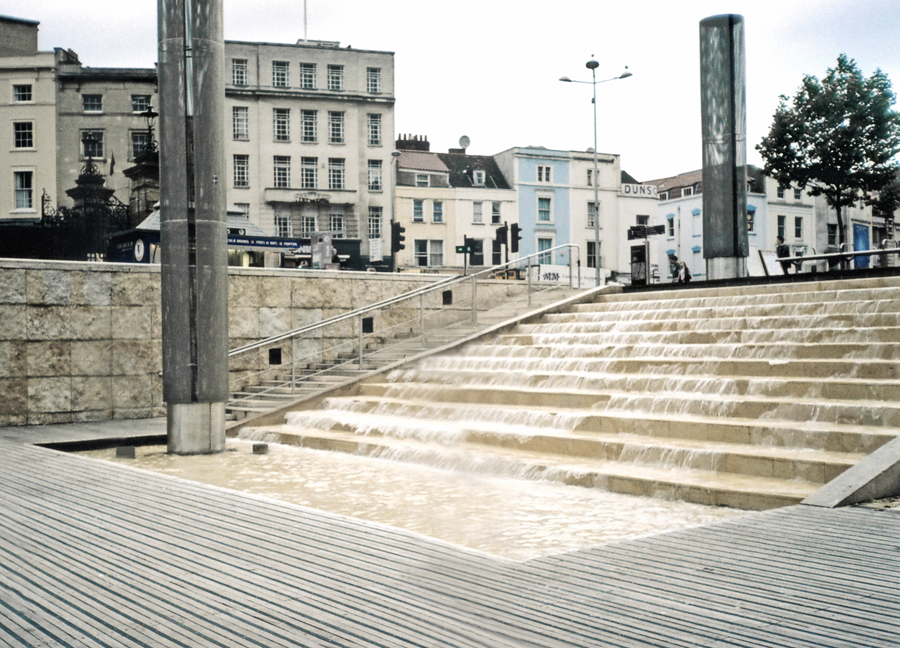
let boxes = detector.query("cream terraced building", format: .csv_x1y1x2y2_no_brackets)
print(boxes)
226,39,395,268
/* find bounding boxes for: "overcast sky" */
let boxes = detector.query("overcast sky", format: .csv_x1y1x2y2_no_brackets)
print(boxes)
16,0,900,181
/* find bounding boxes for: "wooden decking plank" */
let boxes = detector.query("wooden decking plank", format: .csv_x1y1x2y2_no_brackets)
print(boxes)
22,454,592,644
0,499,459,648
0,450,512,648
1,436,898,648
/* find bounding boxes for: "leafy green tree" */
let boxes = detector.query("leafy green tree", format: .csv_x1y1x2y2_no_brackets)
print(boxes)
757,54,900,249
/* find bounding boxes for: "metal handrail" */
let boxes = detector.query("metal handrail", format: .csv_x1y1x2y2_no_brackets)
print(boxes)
228,243,582,359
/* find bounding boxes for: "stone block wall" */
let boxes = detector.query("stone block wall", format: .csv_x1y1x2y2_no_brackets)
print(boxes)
0,260,448,427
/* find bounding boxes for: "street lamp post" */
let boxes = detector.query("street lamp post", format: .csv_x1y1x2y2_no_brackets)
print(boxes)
560,60,632,286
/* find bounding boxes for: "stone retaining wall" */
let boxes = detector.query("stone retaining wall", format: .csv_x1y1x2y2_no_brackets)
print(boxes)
0,260,448,426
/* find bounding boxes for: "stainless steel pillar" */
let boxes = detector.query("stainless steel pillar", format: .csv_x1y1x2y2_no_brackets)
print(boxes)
700,14,749,280
158,0,228,454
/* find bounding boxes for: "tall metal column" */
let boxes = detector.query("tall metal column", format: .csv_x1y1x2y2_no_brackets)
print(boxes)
158,0,228,454
699,14,749,280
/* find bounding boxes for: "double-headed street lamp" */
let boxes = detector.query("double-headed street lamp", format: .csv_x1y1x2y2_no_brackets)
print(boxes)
560,60,632,286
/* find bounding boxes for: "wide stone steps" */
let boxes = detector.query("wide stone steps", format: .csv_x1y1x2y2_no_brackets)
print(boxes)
242,275,900,508
238,422,821,510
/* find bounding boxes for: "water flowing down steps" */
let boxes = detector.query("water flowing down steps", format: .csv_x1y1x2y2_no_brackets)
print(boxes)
240,275,900,510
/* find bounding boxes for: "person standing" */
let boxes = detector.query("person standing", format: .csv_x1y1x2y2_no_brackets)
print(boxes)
776,236,792,274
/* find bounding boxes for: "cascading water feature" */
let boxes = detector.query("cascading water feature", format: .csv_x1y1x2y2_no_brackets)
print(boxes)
241,276,900,511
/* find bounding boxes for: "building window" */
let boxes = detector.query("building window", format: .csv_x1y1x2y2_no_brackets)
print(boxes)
273,108,290,141
747,209,755,232
828,223,838,246
299,63,316,89
492,239,502,265
430,240,444,267
587,169,593,186
275,215,292,238
777,215,786,239
794,188,802,200
637,214,649,226
232,106,249,140
368,207,382,240
273,156,291,188
491,202,501,225
272,61,289,87
470,239,484,266
587,241,600,268
777,186,785,199
473,201,483,224
300,216,316,237
131,95,151,112
301,110,317,143
416,240,444,267
328,158,344,189
327,65,344,91
538,238,553,264
367,160,383,191
232,59,248,85
367,114,382,146
13,84,32,102
329,214,344,238
473,169,485,186
538,197,551,222
682,186,694,197
537,165,551,182
667,218,674,237
367,67,382,93
13,171,33,210
82,94,103,112
300,157,317,189
587,202,598,227
794,216,803,239
415,174,429,187
328,111,344,144
131,131,150,158
233,154,249,187
13,122,33,148
413,200,424,222
82,131,104,158
658,191,668,201
433,201,443,223
414,240,428,266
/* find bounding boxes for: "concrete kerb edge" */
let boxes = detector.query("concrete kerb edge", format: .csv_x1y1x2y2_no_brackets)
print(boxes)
802,435,900,508
225,284,620,436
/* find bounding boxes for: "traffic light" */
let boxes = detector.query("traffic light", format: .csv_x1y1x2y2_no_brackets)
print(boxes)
463,236,475,253
510,223,522,253
495,223,508,246
391,221,406,253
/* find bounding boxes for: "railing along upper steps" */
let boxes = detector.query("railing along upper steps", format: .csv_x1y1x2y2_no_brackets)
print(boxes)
239,274,900,510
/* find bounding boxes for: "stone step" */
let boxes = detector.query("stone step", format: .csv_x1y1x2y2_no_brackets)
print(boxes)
580,289,900,312
271,409,864,483
310,395,898,455
387,367,900,402
408,354,900,381
238,424,820,510
536,311,900,329
356,381,900,427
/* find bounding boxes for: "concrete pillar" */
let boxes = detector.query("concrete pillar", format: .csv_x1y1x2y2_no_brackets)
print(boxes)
699,14,749,280
158,0,228,454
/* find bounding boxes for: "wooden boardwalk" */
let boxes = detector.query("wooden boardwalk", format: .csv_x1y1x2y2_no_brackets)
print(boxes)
0,423,898,647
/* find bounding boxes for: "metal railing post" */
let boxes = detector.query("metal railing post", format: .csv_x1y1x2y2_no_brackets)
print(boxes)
291,337,296,394
420,293,425,335
471,274,478,325
358,316,364,366
527,263,533,307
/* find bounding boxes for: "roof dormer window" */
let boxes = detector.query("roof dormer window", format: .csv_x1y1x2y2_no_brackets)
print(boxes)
473,169,485,186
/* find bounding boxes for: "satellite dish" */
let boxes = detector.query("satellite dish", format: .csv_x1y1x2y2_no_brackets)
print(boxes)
459,135,471,150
